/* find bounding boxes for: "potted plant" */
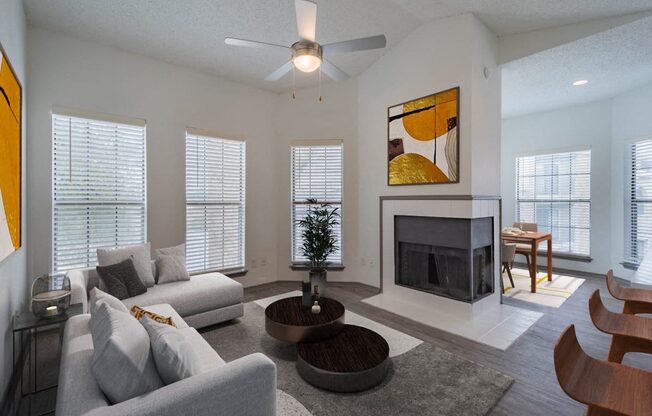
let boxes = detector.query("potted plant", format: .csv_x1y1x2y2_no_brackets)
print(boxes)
297,198,340,296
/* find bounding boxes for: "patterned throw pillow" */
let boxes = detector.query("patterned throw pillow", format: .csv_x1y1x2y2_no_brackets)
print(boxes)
130,305,176,327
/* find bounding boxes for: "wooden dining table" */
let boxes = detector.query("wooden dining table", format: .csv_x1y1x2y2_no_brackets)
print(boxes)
501,231,553,293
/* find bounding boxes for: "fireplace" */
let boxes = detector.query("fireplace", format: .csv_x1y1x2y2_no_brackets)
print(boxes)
394,215,494,303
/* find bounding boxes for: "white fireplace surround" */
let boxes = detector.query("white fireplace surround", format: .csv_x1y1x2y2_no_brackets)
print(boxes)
362,196,542,350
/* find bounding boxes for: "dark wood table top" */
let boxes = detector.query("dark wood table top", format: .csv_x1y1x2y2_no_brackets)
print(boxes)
297,325,389,373
265,296,344,327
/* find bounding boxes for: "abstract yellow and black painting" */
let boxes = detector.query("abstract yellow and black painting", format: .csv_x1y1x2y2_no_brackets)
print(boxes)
0,43,22,263
388,87,459,185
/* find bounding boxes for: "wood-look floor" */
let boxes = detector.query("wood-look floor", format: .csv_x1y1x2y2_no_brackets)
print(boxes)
22,275,652,416
246,277,652,416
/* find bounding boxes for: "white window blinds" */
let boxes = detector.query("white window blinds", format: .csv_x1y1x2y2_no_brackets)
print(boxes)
52,113,147,274
626,139,652,264
515,150,591,256
186,132,246,273
291,143,343,264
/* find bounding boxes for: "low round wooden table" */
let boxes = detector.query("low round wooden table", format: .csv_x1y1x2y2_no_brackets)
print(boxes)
296,325,390,393
265,296,345,343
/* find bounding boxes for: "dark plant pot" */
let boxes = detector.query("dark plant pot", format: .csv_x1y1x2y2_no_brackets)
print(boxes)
302,281,312,307
309,269,327,297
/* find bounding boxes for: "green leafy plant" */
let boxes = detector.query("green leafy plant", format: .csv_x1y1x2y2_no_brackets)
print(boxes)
297,198,340,270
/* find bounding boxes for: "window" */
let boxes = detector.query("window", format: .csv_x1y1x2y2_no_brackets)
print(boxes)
515,149,591,257
185,131,245,273
52,112,146,273
626,139,652,264
291,142,343,265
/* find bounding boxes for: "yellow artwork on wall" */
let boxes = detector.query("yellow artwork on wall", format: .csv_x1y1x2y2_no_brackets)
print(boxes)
0,43,22,263
388,87,459,185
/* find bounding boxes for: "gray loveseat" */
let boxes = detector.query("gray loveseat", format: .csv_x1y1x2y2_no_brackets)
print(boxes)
56,304,277,416
67,263,244,328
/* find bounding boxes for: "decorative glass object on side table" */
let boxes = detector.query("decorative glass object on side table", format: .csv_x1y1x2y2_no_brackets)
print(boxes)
31,274,71,317
12,275,80,416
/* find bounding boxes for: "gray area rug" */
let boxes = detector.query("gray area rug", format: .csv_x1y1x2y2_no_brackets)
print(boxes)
200,300,513,416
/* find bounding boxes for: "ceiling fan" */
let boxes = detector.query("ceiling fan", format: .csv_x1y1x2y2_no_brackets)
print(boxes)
225,0,387,82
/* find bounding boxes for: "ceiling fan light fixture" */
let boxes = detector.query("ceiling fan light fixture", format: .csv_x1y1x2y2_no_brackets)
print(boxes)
291,42,322,73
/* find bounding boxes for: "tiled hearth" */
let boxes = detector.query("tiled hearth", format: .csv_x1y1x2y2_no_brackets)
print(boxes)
362,197,542,350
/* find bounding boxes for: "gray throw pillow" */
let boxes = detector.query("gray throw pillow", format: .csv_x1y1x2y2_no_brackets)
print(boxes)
89,287,128,315
154,244,186,284
156,255,190,284
97,243,155,287
90,302,163,404
139,316,202,384
96,258,147,299
155,243,185,259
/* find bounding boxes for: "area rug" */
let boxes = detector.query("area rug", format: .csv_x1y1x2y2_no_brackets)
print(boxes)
200,292,514,416
502,268,585,308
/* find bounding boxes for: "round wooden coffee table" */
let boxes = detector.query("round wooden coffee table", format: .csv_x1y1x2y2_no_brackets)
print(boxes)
265,296,345,343
296,325,390,393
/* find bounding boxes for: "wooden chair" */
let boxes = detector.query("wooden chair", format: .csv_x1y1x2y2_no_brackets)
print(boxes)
606,269,652,315
554,325,652,416
501,242,516,288
588,289,652,363
512,222,537,276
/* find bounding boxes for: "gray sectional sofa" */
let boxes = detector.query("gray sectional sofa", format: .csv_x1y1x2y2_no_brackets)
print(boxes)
56,303,277,416
68,263,244,328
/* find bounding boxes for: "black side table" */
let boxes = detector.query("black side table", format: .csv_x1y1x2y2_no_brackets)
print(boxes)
12,303,83,416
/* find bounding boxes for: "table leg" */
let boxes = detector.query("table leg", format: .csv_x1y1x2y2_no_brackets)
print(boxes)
547,236,553,282
531,241,538,293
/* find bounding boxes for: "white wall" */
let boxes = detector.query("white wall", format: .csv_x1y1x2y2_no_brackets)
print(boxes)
501,100,613,275
610,82,652,280
0,0,27,403
27,27,280,287
273,79,359,283
356,14,501,287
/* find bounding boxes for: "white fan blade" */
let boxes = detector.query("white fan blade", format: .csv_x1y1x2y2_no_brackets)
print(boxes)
295,0,317,42
225,37,288,51
265,61,294,81
322,35,386,55
321,59,348,81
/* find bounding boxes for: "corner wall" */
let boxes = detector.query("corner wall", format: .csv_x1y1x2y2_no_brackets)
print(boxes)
26,27,280,287
356,14,501,287
0,0,27,403
501,100,613,276
273,80,359,283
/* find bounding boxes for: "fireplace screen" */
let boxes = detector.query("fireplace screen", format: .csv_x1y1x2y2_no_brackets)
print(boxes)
395,216,494,303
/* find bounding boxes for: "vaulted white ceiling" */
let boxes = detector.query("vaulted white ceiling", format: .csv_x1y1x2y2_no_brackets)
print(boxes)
502,15,652,118
23,0,652,93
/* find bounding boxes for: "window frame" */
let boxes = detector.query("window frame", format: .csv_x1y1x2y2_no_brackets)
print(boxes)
290,140,344,267
184,128,246,274
625,136,652,266
51,108,147,274
514,148,592,258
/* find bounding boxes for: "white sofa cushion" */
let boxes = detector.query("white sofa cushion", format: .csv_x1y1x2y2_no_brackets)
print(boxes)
177,327,226,372
140,316,203,384
89,287,129,315
97,243,156,287
90,302,163,404
122,272,243,317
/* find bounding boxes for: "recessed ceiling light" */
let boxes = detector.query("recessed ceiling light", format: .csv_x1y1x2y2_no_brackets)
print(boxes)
573,80,589,86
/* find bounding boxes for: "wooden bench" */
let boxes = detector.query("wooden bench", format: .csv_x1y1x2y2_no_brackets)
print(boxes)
606,269,652,315
554,325,652,416
588,289,652,363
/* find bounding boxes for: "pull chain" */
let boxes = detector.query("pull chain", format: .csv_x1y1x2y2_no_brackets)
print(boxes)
292,66,296,99
318,65,322,102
